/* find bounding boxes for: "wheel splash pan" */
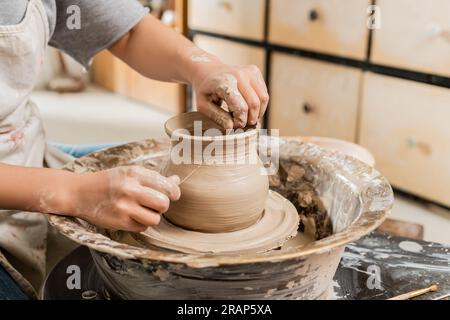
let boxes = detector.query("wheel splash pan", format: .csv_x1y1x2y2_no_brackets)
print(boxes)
48,138,393,299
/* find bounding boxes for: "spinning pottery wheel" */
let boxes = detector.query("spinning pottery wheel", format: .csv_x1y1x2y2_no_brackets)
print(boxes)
135,191,299,255
132,112,300,254
48,136,394,300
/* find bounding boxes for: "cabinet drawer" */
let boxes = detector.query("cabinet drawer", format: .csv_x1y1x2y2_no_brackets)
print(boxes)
193,35,266,75
269,53,361,141
359,73,450,207
269,0,370,60
188,0,265,40
372,0,450,77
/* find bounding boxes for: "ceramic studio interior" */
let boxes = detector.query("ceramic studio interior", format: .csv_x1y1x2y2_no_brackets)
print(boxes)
0,0,449,302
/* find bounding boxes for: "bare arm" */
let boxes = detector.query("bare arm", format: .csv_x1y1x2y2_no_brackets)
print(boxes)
0,163,180,232
109,14,200,85
109,15,269,129
0,163,75,214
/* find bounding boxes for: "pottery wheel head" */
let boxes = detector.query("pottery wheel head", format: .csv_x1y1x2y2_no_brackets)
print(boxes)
131,191,300,255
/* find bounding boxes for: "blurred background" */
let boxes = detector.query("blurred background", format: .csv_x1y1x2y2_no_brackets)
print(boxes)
32,0,450,244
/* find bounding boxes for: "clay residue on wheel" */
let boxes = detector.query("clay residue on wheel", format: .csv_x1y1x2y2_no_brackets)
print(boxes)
270,162,333,240
64,139,170,174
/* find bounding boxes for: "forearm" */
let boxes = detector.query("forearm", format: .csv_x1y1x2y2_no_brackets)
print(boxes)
0,160,182,231
109,15,218,84
0,163,79,215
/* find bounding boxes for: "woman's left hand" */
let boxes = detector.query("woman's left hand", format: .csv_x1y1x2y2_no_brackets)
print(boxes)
191,62,269,129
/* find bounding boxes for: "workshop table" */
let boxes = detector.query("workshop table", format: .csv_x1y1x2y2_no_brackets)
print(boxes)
332,233,449,299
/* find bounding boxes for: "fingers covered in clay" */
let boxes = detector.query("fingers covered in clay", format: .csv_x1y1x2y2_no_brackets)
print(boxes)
91,202,149,233
70,166,181,232
214,74,249,128
118,219,147,233
197,96,234,129
193,64,269,129
246,65,270,120
197,73,248,128
132,186,170,213
135,169,181,201
236,76,260,126
128,204,161,227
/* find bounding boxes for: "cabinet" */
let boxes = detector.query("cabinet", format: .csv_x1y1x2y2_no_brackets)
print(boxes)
269,53,361,141
269,0,370,60
359,73,450,206
188,0,266,40
372,0,450,77
193,35,266,74
187,0,450,206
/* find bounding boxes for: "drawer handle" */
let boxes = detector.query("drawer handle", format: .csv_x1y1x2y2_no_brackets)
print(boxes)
309,9,319,22
302,103,315,114
406,137,432,156
428,25,450,41
406,137,417,148
218,1,233,12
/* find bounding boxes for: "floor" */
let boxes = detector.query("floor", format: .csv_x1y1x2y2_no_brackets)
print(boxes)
31,86,450,248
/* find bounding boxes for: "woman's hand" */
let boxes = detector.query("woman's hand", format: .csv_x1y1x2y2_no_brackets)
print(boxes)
70,166,180,232
191,61,269,129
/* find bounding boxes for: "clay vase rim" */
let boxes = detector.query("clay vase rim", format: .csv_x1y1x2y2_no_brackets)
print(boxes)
164,111,257,142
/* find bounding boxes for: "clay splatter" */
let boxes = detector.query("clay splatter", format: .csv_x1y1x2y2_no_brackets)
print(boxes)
153,269,170,282
8,130,24,148
399,241,423,253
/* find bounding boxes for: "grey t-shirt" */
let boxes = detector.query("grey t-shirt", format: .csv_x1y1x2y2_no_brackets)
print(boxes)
0,0,148,67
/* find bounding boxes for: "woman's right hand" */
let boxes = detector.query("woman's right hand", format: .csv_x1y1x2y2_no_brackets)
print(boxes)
70,166,180,232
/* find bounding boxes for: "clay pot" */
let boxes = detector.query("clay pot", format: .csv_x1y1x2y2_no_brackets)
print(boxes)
161,112,269,233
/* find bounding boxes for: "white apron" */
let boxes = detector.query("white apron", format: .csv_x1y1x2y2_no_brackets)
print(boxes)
0,0,72,298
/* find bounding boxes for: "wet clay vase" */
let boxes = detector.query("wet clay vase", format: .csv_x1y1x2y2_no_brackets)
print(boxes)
162,112,269,233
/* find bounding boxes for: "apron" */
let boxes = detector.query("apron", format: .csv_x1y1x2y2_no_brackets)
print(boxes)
0,0,73,298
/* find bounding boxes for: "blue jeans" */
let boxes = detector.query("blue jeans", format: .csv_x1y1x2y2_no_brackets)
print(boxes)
51,143,121,158
0,266,28,300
